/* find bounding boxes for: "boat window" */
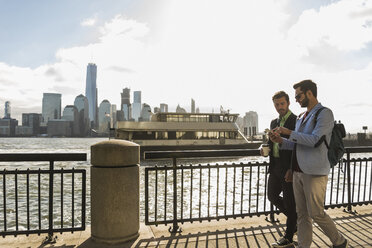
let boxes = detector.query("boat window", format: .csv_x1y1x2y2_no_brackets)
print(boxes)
176,131,186,139
132,131,156,140
156,131,168,139
168,131,177,139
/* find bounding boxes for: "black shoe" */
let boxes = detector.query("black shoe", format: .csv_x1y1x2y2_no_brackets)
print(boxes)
333,239,348,248
271,237,295,248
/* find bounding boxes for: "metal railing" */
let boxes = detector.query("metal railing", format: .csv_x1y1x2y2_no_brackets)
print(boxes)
0,153,86,242
144,147,372,233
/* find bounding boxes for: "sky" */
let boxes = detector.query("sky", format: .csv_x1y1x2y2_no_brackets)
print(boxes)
0,0,371,133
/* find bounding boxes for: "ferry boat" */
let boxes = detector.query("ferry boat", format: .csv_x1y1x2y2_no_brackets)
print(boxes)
114,112,261,153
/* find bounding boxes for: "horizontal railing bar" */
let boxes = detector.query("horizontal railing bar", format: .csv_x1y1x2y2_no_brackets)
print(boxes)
0,227,84,236
146,201,372,226
345,147,372,154
145,149,261,160
0,170,85,175
0,153,87,162
146,211,278,225
144,146,372,160
145,163,268,171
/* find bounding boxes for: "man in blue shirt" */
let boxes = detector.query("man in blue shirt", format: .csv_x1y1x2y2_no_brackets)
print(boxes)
269,80,348,248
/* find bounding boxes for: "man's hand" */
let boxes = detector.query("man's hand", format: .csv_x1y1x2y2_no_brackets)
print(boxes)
284,169,293,182
273,127,292,136
269,131,283,143
259,148,264,156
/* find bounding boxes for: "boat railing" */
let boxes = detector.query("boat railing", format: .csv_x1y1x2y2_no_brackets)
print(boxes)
143,147,372,233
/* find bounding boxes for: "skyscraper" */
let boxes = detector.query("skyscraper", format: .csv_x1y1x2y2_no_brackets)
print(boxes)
243,111,259,137
42,93,61,124
62,105,79,136
98,99,111,133
132,91,142,121
22,113,41,135
85,63,98,128
110,104,117,128
191,98,195,113
4,101,11,119
140,103,151,121
74,94,90,136
160,103,168,113
121,88,131,120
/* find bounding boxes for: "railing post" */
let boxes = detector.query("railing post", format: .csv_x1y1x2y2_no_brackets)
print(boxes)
45,160,57,243
266,156,278,223
170,157,181,233
90,140,140,245
346,151,353,213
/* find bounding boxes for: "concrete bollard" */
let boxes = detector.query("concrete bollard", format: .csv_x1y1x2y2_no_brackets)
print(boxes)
90,140,140,245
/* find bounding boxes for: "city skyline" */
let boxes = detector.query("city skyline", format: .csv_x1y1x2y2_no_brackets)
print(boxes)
0,0,372,132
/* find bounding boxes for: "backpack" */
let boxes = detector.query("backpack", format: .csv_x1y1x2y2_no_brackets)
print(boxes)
313,107,346,167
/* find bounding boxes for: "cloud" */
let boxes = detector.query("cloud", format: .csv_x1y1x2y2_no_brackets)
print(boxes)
0,78,18,86
44,66,65,82
107,66,135,73
50,85,78,95
288,0,372,52
81,17,97,27
44,67,58,76
350,7,372,18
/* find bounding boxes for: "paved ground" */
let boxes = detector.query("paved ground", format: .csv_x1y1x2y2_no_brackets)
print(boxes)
1,205,371,248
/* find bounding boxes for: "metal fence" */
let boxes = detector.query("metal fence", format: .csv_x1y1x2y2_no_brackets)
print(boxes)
0,153,86,242
144,147,372,233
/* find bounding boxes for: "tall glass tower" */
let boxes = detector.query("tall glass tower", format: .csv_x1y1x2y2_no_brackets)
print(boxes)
42,93,61,124
85,63,98,128
132,91,142,121
4,101,11,119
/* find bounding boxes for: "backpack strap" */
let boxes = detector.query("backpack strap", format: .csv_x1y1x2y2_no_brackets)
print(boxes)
313,107,330,148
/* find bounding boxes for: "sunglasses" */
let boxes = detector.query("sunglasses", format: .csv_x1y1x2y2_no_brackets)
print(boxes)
295,92,304,100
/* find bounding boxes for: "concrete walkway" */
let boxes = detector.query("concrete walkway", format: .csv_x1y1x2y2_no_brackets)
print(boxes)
1,205,371,248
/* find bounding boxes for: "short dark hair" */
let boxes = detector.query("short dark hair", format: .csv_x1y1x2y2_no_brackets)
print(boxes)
272,91,289,102
293,79,317,98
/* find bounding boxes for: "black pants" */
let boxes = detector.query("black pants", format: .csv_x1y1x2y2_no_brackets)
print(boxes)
268,158,297,241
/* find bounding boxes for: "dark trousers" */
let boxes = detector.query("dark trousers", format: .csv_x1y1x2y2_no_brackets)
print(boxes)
268,158,297,241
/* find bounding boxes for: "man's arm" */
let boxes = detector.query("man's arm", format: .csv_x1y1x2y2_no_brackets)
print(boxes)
287,108,334,147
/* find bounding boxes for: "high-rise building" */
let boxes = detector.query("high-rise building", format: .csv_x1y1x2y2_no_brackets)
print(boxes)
85,63,98,128
160,103,168,113
121,88,130,109
121,88,131,120
0,118,18,136
110,104,117,128
4,101,11,119
62,105,79,136
74,94,90,136
42,93,61,124
132,91,142,121
176,104,187,113
243,111,259,137
191,98,195,113
98,100,111,133
140,103,151,121
154,107,160,113
22,113,41,135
